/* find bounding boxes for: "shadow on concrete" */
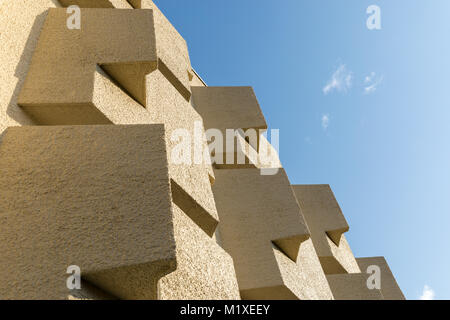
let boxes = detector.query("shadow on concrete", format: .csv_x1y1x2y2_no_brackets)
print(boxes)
6,11,48,125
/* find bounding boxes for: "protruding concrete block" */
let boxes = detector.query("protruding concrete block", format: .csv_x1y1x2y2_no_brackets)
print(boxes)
192,86,271,168
292,185,360,275
128,0,192,100
212,131,282,170
19,8,158,113
213,168,332,300
17,6,218,237
326,274,383,300
18,6,192,124
293,185,349,244
192,86,267,134
58,0,131,8
61,0,192,101
0,125,177,300
357,257,405,300
159,204,241,300
146,70,219,237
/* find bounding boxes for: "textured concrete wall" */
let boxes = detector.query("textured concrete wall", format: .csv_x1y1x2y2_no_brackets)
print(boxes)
159,204,240,300
0,0,239,300
18,8,158,112
192,86,268,133
128,0,192,101
213,168,333,300
0,0,59,136
0,0,404,300
292,185,361,275
0,125,177,300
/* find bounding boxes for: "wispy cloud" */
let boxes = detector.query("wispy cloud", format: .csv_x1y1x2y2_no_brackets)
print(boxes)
321,114,330,130
364,72,383,94
419,285,435,300
323,64,353,95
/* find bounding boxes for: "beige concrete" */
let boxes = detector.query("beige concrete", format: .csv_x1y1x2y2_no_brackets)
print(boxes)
13,4,218,237
357,257,405,300
128,0,192,101
212,130,283,170
0,125,177,300
159,204,241,300
274,239,333,300
58,0,132,8
190,69,207,87
60,0,191,100
191,86,279,169
213,168,332,300
293,185,349,245
68,281,118,300
192,86,268,137
292,185,361,275
0,0,404,301
57,0,192,101
18,8,158,112
146,69,218,237
0,0,59,136
327,274,384,300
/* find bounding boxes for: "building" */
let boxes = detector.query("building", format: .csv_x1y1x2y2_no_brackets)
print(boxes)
0,0,404,300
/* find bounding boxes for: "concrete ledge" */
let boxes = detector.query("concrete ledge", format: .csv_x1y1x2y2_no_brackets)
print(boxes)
327,274,383,300
213,168,315,300
357,257,405,300
292,185,360,275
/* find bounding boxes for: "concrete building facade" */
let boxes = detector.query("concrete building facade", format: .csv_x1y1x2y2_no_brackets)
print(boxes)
0,0,404,300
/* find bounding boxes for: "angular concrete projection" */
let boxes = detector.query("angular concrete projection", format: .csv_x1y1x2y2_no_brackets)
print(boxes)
19,8,157,111
357,257,405,300
58,0,192,101
68,281,119,300
192,86,270,167
292,185,360,275
18,8,189,125
192,87,267,133
209,128,282,171
14,5,218,237
213,168,332,300
146,70,219,237
0,125,177,300
0,0,405,301
127,0,192,101
58,0,132,8
159,204,241,300
327,274,383,300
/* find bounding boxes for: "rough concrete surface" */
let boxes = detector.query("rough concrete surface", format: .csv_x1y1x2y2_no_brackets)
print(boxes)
327,274,384,300
0,0,404,300
292,185,361,275
357,257,405,300
212,168,333,300
0,125,177,299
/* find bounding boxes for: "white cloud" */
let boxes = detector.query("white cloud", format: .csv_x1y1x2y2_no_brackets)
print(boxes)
323,64,353,95
365,72,376,83
321,114,330,130
419,285,435,300
364,72,383,94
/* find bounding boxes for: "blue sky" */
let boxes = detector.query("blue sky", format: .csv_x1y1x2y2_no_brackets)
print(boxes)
154,0,450,300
